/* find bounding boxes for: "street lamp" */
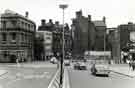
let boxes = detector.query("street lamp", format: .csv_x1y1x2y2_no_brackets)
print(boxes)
59,4,68,88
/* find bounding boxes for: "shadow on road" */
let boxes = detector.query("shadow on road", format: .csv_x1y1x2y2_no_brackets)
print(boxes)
93,74,109,77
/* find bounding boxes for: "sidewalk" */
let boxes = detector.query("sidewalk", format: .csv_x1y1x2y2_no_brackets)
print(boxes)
0,61,57,68
109,64,135,78
63,68,70,88
0,70,8,77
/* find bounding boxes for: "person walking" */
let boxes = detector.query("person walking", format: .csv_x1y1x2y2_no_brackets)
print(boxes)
132,61,135,71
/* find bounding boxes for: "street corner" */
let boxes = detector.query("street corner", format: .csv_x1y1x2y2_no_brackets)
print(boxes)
0,70,8,77
110,68,135,78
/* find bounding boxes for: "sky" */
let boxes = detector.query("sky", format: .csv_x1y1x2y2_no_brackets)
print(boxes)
0,0,135,28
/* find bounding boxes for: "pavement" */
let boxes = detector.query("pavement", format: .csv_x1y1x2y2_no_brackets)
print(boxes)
108,64,135,78
0,70,8,77
0,61,57,68
63,67,70,88
0,61,58,88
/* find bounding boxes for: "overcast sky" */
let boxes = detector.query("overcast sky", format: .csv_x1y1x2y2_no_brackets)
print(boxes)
0,0,135,28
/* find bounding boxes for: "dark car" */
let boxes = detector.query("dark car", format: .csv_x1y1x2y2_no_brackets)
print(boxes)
79,62,87,70
74,62,80,70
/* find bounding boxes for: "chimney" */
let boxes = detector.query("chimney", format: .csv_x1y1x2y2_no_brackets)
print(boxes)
88,15,91,22
25,11,29,18
76,10,82,18
41,19,46,26
55,21,59,25
103,16,106,23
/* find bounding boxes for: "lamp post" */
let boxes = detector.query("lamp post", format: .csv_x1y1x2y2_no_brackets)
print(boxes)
59,4,68,88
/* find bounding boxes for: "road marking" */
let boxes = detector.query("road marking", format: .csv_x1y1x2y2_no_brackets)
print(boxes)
48,69,60,88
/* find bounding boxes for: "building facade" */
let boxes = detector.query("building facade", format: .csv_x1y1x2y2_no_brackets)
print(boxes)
71,10,107,57
37,19,72,60
107,28,121,64
118,22,135,62
53,22,72,58
93,17,107,51
0,10,36,62
37,19,53,60
35,31,53,60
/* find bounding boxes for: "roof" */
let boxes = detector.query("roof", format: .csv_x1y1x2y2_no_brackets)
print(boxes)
1,10,35,25
93,21,106,27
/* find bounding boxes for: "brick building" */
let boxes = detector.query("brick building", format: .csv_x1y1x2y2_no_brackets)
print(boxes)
0,10,36,62
107,28,121,63
71,10,107,57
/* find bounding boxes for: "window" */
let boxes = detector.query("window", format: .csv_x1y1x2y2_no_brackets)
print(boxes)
3,51,7,58
11,20,17,27
46,37,51,40
11,32,16,40
2,33,7,41
21,33,24,42
2,21,6,29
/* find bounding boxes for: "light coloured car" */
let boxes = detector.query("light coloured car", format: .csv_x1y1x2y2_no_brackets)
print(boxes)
50,57,58,64
91,64,110,76
64,60,70,66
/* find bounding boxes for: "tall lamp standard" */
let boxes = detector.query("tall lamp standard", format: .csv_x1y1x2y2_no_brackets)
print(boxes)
59,4,68,88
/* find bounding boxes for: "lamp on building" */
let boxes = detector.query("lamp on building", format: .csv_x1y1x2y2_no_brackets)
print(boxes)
59,4,68,88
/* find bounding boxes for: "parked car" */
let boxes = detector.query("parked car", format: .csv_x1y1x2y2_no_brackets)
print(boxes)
91,64,110,76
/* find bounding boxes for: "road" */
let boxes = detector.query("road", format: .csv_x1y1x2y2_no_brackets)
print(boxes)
67,66,135,88
0,62,57,88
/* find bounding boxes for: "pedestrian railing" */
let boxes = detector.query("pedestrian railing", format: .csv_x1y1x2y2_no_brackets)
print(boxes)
48,68,60,88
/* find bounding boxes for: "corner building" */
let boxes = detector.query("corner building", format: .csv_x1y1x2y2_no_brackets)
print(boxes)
0,10,36,62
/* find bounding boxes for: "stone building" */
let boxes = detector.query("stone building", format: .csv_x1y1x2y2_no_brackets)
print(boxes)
0,10,36,62
37,19,72,60
53,21,72,58
37,19,53,60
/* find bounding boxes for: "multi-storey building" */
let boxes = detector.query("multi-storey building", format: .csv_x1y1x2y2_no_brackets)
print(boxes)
117,22,135,62
52,22,72,58
37,19,72,60
71,10,107,57
37,19,53,60
93,17,107,51
118,22,135,51
0,10,36,62
107,28,121,63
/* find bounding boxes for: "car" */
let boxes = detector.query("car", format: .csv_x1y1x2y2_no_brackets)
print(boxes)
91,64,110,76
50,57,58,64
79,62,87,70
74,62,87,70
64,60,70,66
74,62,80,70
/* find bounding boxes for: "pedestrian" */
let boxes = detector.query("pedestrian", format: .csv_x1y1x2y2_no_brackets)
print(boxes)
132,61,135,71
129,60,132,68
